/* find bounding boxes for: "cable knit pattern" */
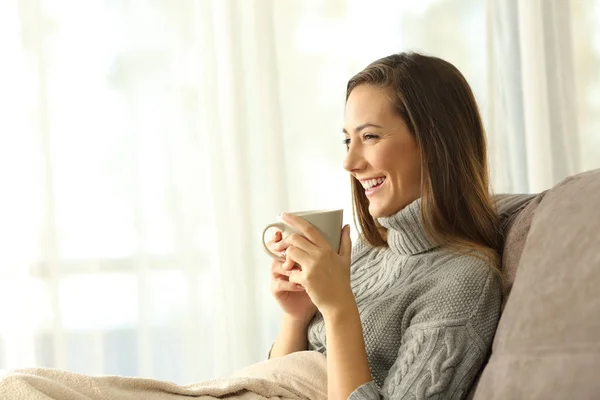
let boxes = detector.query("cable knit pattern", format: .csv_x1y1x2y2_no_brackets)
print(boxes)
307,198,502,399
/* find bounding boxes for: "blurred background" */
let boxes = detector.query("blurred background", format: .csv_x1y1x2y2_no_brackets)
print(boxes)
0,0,598,385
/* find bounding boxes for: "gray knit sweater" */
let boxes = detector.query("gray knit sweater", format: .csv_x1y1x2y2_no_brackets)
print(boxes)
307,198,502,399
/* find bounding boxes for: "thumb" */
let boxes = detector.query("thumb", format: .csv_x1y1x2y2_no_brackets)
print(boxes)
338,224,352,258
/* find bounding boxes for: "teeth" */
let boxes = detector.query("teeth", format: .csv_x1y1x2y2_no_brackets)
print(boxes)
361,177,385,189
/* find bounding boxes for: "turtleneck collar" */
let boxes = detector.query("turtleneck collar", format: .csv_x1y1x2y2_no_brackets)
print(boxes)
376,197,438,255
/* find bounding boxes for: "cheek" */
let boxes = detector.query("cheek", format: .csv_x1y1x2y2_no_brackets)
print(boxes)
370,146,398,171
368,141,421,183
385,150,421,188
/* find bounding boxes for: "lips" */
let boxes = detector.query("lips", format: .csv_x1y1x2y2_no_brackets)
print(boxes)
360,176,386,189
360,176,386,196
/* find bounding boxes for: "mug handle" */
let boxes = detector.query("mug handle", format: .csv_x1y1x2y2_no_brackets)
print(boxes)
262,222,287,261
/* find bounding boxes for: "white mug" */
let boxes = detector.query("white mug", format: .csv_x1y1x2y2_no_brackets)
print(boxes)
261,209,343,261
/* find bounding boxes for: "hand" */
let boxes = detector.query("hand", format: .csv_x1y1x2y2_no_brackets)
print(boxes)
268,231,318,323
272,215,354,317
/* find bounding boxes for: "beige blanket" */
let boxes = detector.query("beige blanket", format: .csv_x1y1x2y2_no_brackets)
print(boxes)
0,351,327,400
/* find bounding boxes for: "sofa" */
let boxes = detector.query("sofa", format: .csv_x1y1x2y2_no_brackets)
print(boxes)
467,168,600,399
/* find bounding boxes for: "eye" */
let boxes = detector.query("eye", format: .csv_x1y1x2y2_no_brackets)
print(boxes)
363,133,379,141
343,138,351,147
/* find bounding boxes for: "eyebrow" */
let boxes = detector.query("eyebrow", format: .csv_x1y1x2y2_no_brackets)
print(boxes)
342,123,383,135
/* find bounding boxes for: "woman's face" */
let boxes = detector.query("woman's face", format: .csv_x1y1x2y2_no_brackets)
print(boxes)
343,84,422,218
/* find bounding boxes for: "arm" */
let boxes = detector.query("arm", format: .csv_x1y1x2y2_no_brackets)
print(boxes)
323,298,373,400
347,269,502,400
269,315,312,359
348,324,485,400
271,215,373,397
321,301,484,400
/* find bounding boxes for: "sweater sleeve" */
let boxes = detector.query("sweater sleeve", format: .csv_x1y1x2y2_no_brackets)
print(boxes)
348,324,484,400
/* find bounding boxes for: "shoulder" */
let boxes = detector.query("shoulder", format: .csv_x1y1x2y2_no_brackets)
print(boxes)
430,250,502,298
409,249,502,327
441,251,503,343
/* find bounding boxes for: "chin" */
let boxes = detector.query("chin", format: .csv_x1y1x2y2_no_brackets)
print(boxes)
369,198,410,218
368,204,390,218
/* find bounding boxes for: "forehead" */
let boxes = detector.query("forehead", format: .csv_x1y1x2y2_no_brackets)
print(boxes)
345,84,394,124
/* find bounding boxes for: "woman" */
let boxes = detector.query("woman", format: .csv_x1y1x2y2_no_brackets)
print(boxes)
267,52,502,400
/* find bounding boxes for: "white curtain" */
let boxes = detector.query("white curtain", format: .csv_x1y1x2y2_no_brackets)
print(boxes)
0,0,598,384
487,0,594,193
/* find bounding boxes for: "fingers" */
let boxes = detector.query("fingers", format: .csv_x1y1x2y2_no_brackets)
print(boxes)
270,259,303,293
270,276,305,293
280,213,328,248
339,224,352,258
265,230,285,258
265,230,283,248
271,277,305,293
285,245,311,268
271,259,292,277
272,233,316,254
282,256,295,271
288,269,305,288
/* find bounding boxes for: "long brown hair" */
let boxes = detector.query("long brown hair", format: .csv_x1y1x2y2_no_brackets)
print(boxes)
347,52,501,263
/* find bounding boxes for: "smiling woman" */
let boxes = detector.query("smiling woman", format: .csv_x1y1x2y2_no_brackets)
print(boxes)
268,52,503,400
345,53,501,259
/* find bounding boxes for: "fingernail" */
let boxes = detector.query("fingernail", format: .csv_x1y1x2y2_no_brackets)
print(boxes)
295,284,303,290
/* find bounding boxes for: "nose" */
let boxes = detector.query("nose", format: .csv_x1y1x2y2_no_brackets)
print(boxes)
343,142,367,173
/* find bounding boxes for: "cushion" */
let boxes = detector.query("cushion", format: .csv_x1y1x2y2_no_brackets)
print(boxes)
498,192,545,306
493,193,537,232
472,168,600,399
492,193,538,301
